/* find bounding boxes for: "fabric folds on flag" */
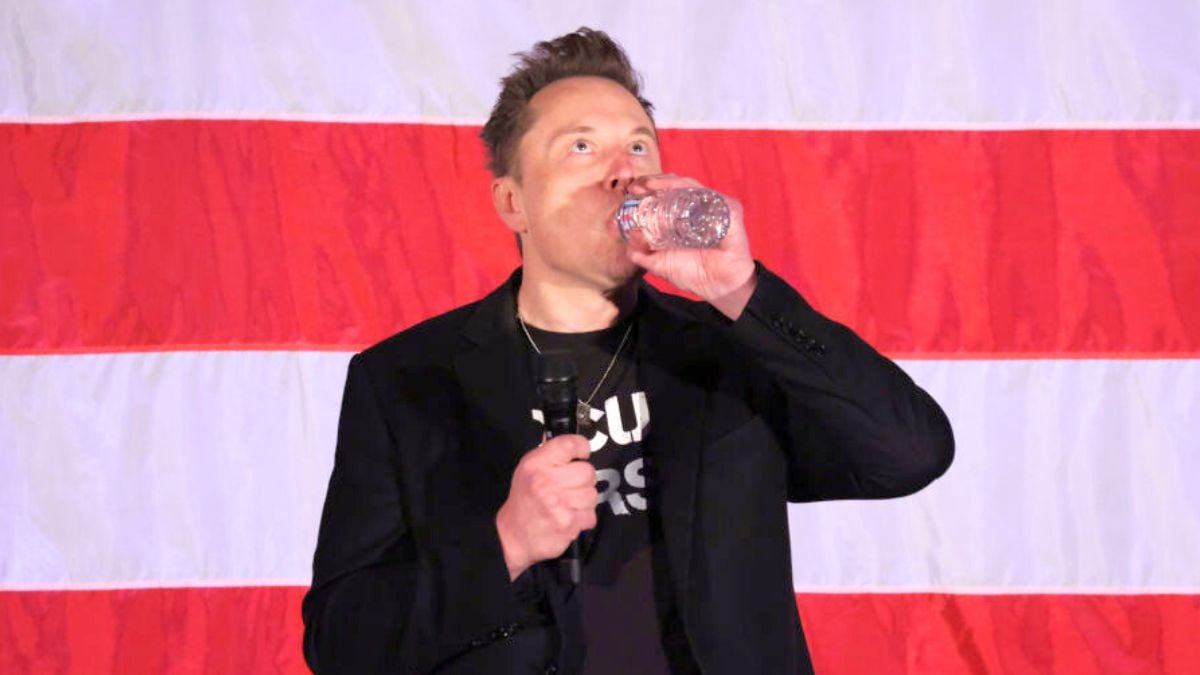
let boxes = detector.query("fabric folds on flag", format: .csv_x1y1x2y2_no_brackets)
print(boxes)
2,2,1198,673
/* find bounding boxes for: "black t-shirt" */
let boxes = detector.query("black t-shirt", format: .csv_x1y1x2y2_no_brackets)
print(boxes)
524,318,696,674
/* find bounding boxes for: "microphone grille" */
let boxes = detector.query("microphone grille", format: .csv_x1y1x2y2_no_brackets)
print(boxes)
536,350,577,384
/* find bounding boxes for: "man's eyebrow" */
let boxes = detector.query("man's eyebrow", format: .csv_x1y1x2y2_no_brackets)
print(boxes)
546,125,658,147
631,126,657,140
547,126,595,146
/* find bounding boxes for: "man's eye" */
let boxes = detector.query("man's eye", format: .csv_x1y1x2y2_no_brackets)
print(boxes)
571,140,592,154
630,141,648,155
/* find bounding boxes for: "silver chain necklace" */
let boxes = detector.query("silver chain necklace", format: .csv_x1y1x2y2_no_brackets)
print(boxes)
517,313,633,433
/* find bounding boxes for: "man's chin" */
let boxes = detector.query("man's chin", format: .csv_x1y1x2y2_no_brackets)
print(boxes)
598,265,644,307
604,257,645,287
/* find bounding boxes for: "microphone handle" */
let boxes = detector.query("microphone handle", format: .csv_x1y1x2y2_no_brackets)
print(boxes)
545,411,583,585
536,351,583,584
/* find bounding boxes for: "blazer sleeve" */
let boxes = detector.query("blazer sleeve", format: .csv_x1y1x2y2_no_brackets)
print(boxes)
721,263,955,501
301,354,536,673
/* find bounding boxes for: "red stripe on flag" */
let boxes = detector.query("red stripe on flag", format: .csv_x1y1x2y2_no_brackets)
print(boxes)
3,122,1197,355
0,587,306,674
1,588,1196,673
797,592,1200,675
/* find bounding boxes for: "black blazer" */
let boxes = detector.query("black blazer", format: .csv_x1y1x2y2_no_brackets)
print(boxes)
302,264,954,674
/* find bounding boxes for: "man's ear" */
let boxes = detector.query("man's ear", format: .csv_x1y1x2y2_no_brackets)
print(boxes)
491,176,526,234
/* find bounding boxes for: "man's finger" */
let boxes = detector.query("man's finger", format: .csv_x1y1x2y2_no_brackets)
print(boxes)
557,460,597,488
562,485,599,510
573,508,598,532
624,173,664,196
530,434,590,466
629,173,702,194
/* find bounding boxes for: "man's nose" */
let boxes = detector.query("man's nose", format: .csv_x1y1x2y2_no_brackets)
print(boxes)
605,155,636,192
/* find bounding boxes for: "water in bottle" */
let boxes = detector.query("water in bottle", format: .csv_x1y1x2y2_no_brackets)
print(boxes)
616,187,730,249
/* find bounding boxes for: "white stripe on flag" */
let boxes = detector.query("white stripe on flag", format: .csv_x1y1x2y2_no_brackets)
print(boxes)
2,352,1197,591
791,361,1200,593
2,1,1198,125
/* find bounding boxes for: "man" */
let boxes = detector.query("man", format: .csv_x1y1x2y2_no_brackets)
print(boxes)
302,28,953,674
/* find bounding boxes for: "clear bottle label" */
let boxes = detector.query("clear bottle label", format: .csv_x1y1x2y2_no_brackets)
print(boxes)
616,188,730,250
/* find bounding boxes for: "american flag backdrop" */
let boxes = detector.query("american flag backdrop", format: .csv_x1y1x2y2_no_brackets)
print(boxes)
2,1,1198,673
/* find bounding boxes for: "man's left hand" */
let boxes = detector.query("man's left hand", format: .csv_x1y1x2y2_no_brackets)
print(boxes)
624,174,757,321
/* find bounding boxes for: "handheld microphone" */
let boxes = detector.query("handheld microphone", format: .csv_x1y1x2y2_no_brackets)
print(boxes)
535,351,584,584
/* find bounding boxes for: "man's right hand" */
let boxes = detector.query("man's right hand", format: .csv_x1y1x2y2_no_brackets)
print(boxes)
495,434,597,580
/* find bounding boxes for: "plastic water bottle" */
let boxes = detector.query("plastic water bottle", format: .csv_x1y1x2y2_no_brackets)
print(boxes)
616,187,731,249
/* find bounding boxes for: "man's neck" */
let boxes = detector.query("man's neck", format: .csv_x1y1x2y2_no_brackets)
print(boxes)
516,274,637,333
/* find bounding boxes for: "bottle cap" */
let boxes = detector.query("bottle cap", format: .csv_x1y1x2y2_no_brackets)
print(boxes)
615,196,643,240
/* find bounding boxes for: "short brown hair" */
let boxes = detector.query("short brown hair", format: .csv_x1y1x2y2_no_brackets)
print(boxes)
480,28,655,178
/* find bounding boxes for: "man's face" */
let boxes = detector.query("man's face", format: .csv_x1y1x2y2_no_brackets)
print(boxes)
503,76,662,292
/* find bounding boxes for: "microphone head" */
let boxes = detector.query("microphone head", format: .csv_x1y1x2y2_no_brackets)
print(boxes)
536,349,577,384
536,351,577,436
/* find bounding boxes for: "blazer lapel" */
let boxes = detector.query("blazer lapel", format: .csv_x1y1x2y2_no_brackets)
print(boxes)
452,271,543,505
636,285,710,610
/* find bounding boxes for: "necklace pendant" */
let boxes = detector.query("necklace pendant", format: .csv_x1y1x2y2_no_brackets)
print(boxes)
576,400,594,435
